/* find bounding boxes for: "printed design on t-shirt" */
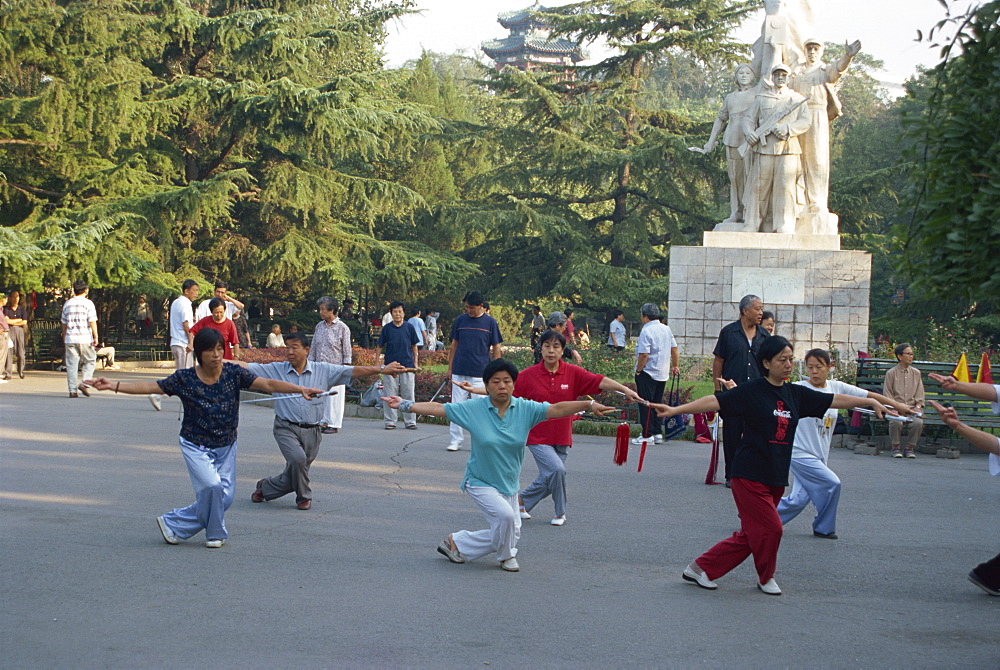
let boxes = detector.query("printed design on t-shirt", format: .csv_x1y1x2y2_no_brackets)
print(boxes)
773,400,790,442
822,413,835,439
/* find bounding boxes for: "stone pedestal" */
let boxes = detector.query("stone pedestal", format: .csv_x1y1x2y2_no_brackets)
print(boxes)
668,233,871,360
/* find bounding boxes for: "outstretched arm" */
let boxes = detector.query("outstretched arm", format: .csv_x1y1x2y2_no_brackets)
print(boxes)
651,394,721,419
86,377,163,395
928,374,998,402
599,377,641,404
929,400,1000,455
866,391,912,415
249,377,324,400
830,394,886,418
381,395,448,418
546,400,614,419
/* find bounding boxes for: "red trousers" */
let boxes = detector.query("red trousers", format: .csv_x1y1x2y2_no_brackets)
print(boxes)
696,478,785,584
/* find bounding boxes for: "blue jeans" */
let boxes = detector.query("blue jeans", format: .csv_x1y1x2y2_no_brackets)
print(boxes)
65,342,96,394
161,438,237,541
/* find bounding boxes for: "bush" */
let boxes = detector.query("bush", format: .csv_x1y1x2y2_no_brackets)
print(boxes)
489,304,527,341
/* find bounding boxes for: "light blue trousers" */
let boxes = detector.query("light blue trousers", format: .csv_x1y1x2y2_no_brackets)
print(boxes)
777,455,841,536
161,438,237,541
520,444,569,517
65,342,96,394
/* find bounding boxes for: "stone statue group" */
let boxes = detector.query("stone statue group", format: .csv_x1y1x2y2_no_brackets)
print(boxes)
693,0,860,237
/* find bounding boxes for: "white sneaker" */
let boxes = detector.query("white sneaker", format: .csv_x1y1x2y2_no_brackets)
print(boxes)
519,508,531,520
653,434,663,444
757,578,781,595
630,436,650,445
682,565,717,590
156,516,179,545
149,394,162,411
446,442,461,451
500,557,520,572
205,539,225,549
550,516,566,526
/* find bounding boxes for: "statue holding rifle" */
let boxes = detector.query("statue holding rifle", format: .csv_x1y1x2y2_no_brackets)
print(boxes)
740,63,811,234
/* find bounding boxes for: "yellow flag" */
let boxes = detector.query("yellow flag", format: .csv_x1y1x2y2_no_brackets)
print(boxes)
952,353,971,383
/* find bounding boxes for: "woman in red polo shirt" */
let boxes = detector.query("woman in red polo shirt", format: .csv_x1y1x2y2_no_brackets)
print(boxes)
189,298,240,360
459,329,641,526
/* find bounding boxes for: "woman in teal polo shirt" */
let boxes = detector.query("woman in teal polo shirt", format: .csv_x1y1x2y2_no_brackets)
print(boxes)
382,358,613,572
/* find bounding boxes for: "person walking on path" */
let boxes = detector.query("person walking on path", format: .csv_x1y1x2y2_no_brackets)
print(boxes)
633,303,679,445
777,349,911,539
149,279,199,411
61,280,100,398
310,296,352,434
883,342,925,458
376,301,419,430
458,330,641,526
712,294,769,484
653,336,888,595
445,291,503,451
382,358,614,571
245,332,406,510
0,294,12,382
424,310,439,351
607,310,626,351
189,298,240,359
530,306,545,350
407,307,427,350
927,373,1000,596
3,289,27,379
86,328,323,548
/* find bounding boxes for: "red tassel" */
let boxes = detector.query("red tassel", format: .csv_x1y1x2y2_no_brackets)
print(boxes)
637,438,648,472
614,422,630,465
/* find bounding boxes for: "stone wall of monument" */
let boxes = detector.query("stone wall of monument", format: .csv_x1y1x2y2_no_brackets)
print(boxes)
667,244,871,360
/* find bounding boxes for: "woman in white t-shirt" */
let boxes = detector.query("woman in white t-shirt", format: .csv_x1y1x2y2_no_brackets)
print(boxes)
777,349,910,539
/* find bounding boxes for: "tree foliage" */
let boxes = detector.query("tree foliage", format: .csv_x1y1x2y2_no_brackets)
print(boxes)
0,0,477,301
895,1,1000,302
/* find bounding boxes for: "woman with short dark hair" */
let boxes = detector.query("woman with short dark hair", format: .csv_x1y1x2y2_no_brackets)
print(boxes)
653,336,889,595
382,359,614,571
86,328,322,548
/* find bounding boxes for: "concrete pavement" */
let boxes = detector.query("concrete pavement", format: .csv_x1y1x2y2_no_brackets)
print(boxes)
1,370,997,668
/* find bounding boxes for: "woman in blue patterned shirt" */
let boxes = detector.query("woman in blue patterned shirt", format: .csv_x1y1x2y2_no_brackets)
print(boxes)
87,328,322,548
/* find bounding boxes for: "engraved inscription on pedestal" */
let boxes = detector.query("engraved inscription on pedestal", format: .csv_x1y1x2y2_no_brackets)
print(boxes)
731,267,806,305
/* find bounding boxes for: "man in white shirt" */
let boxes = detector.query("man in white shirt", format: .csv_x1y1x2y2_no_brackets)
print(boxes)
633,303,679,444
195,280,244,322
150,279,199,410
61,280,99,398
607,310,627,350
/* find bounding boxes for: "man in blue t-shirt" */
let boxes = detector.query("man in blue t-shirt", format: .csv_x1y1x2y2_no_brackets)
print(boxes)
376,300,420,429
445,291,503,451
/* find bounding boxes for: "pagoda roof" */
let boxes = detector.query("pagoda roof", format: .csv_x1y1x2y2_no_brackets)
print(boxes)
481,34,584,59
498,2,546,29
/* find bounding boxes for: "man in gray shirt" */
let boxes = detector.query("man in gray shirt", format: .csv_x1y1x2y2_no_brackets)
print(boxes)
244,332,406,510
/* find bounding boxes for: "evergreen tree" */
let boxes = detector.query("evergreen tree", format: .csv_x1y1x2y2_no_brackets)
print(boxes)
447,0,754,309
0,0,475,300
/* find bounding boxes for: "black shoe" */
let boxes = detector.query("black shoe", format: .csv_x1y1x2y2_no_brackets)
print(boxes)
18,372,24,379
813,531,838,539
968,570,1000,596
724,479,732,489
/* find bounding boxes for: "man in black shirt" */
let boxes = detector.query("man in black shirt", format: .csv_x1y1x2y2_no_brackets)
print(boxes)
712,294,769,484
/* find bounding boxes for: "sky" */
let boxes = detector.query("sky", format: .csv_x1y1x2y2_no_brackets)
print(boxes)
382,0,977,88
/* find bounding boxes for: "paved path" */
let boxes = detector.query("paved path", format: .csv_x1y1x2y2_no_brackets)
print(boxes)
1,371,997,668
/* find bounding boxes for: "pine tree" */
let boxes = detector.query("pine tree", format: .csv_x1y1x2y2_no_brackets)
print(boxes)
0,0,475,300
450,0,754,309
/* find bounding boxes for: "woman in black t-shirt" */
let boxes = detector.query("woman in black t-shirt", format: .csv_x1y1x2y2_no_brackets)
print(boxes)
652,336,888,596
87,329,322,548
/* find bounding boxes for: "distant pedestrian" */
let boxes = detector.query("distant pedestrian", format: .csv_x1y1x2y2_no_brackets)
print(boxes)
61,280,99,398
607,310,626,350
0,293,11,382
190,298,241,359
86,328,323,548
149,279,200,411
530,306,545,349
407,307,428,350
425,310,440,351
3,290,27,379
633,303,679,444
564,309,576,345
311,296,352,435
376,301,419,430
446,291,503,451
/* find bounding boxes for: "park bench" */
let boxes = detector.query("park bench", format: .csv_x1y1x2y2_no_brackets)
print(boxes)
854,357,1000,434
27,319,63,370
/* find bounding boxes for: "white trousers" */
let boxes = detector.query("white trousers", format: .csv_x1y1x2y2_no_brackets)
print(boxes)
322,385,346,429
448,374,482,446
452,484,521,562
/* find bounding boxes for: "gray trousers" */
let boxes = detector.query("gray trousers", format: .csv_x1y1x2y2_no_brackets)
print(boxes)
0,330,9,377
260,417,322,503
8,326,24,375
65,342,97,394
381,372,415,427
889,416,924,451
520,444,569,517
